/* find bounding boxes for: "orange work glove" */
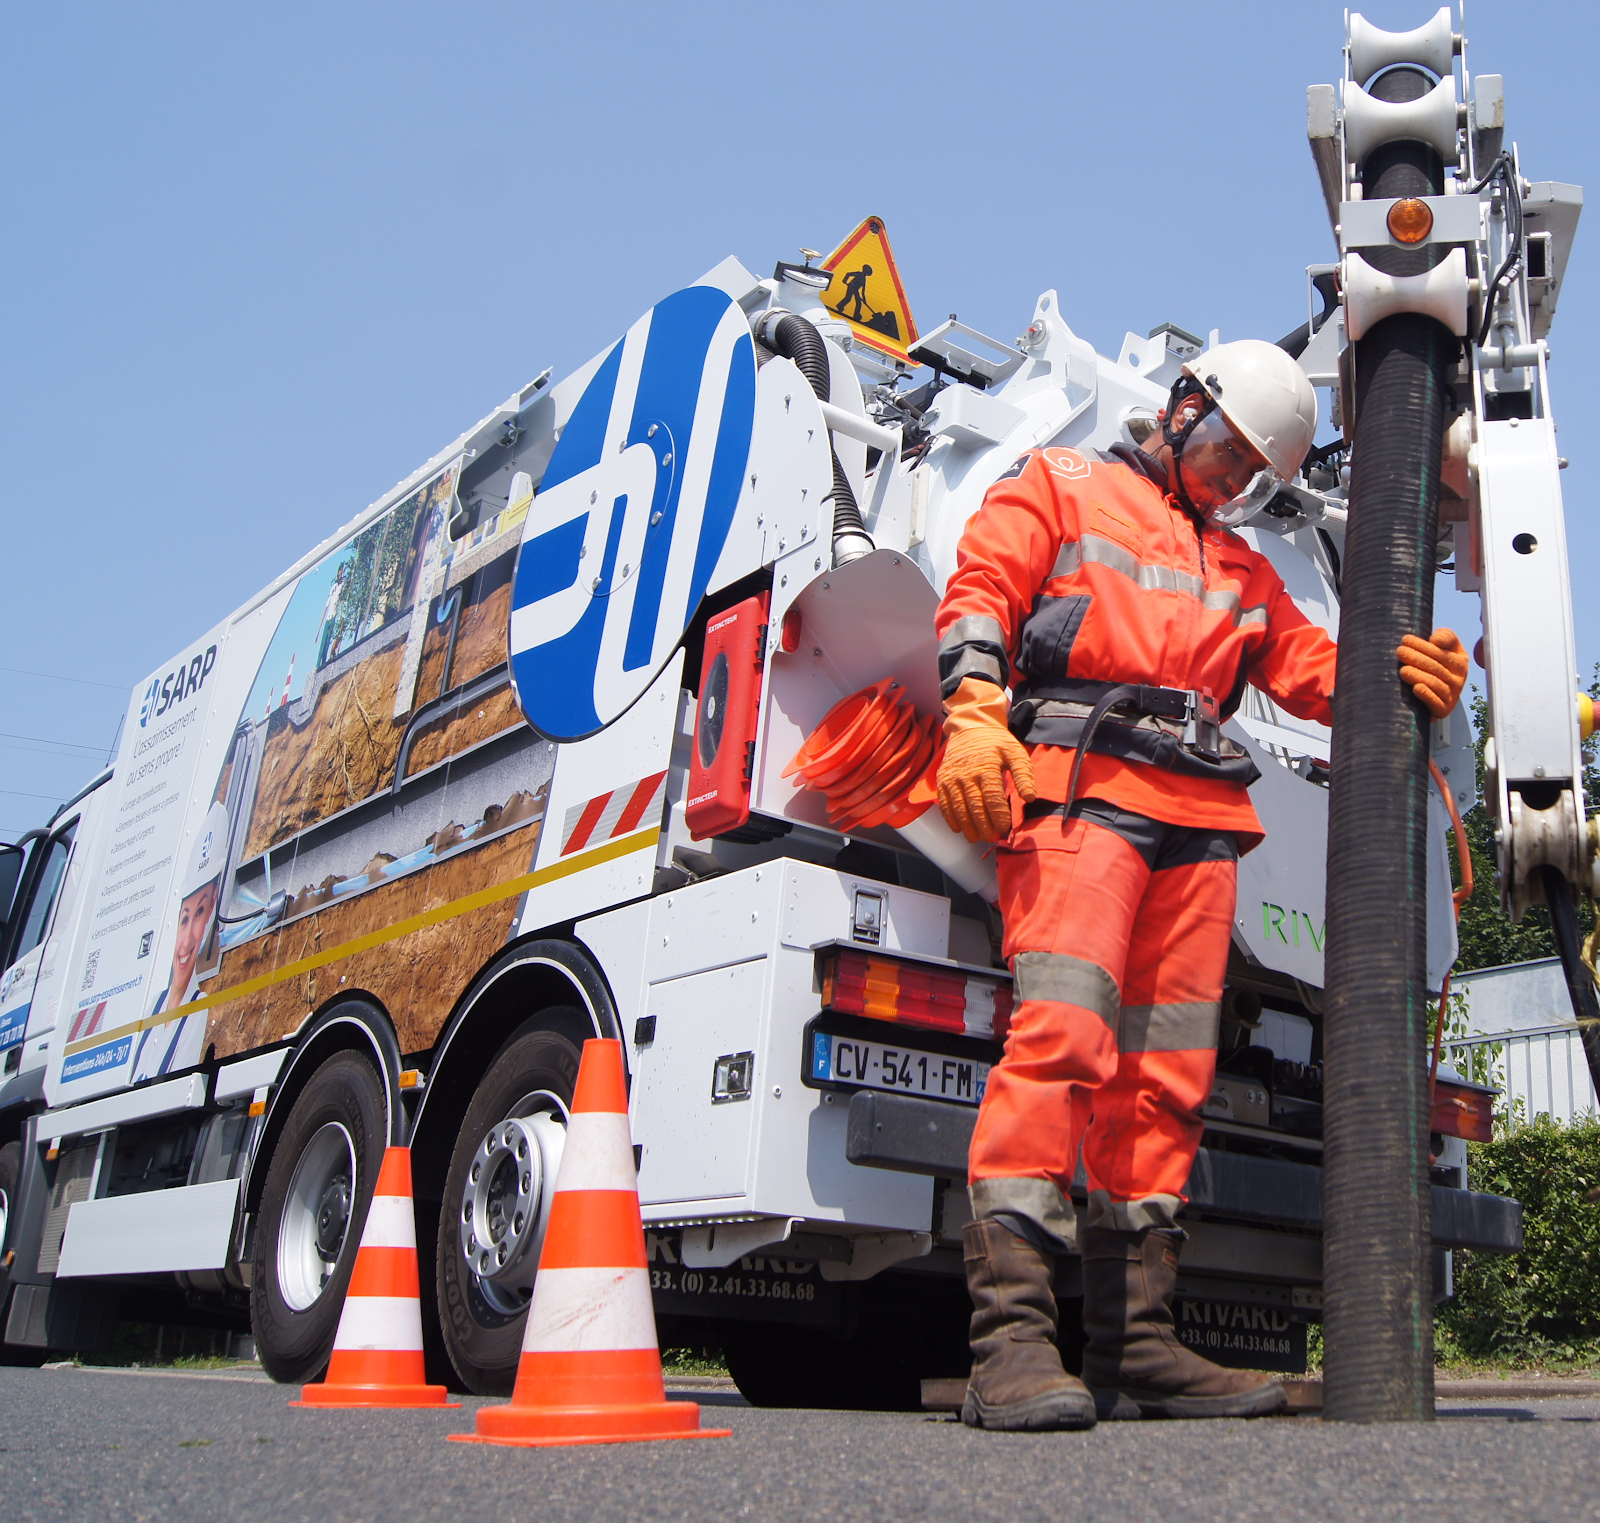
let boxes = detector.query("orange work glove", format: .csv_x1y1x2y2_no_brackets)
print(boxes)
1397,628,1469,720
936,676,1036,844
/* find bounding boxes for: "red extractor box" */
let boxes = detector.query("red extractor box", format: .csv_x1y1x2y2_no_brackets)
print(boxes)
686,593,768,839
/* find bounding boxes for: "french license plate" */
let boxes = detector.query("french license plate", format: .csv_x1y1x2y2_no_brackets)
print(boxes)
809,1029,990,1107
1172,1297,1308,1373
645,1231,840,1327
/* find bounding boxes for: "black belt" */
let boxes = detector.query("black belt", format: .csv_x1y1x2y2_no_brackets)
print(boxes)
1020,678,1197,723
1008,677,1258,806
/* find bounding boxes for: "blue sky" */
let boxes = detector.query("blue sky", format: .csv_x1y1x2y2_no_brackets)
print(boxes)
1,1,1595,835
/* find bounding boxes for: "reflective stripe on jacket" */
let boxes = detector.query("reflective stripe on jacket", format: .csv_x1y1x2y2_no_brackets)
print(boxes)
934,445,1338,842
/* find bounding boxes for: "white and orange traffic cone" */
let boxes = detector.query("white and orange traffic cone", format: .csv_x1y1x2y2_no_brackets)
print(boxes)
295,1146,458,1408
452,1038,731,1448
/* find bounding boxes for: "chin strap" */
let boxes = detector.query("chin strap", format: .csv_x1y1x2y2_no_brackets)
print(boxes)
1160,375,1215,521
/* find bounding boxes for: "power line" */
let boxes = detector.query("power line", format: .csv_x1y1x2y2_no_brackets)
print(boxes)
0,731,111,753
0,665,130,692
0,742,103,761
0,788,64,801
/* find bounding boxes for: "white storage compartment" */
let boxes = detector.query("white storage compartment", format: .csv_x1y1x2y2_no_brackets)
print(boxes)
634,959,764,1206
591,859,944,1236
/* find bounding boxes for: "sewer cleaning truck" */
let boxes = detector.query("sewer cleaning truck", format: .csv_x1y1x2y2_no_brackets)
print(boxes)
0,6,1568,1407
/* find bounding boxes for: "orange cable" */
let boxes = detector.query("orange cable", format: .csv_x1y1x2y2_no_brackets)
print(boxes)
1428,756,1474,1115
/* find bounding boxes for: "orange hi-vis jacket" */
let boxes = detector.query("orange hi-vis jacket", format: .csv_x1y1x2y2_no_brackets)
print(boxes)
934,444,1339,847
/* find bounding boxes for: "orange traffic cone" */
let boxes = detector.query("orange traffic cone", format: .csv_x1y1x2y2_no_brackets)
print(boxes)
452,1038,731,1448
295,1146,458,1408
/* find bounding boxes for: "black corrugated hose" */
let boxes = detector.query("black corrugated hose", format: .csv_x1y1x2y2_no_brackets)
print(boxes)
1322,64,1454,1423
1536,865,1600,1092
760,311,872,559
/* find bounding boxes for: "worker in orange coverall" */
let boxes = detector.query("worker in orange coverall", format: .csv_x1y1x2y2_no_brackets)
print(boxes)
933,340,1468,1430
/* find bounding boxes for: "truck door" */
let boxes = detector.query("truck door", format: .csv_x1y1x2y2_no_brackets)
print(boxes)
0,822,77,1073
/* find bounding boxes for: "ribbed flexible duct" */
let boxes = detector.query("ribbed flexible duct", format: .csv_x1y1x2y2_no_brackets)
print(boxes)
784,681,999,902
1322,64,1451,1423
759,311,874,562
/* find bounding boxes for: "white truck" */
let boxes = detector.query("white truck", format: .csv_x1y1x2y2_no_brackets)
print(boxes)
0,136,1537,1397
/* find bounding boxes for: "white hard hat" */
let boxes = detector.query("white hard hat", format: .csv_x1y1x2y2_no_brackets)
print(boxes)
1183,339,1317,482
180,802,230,902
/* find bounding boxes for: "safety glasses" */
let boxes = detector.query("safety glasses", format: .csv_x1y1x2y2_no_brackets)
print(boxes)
1175,407,1280,526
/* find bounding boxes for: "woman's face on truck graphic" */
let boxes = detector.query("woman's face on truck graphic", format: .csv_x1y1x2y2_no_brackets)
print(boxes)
165,879,219,1007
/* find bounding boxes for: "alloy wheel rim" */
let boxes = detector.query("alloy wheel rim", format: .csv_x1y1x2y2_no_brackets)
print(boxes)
278,1121,357,1311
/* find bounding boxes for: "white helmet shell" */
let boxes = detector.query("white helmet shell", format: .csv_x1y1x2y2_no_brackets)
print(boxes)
180,802,230,902
1183,339,1317,482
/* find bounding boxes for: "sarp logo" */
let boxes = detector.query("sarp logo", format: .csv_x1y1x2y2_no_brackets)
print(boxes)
506,285,756,742
139,645,219,728
1041,447,1093,481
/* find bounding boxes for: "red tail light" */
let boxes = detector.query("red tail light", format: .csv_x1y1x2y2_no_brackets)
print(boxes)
819,947,1011,1041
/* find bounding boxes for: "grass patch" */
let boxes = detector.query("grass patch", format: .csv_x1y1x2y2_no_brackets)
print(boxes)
660,1348,728,1376
76,1321,250,1369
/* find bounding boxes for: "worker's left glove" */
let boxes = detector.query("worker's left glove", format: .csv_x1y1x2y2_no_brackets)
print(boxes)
1397,627,1468,720
937,676,1036,844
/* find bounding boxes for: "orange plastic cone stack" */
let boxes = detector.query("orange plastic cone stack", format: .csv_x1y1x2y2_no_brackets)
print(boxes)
453,1038,731,1448
295,1146,457,1408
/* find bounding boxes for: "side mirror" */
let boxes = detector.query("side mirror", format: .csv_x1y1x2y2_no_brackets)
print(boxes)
0,844,23,939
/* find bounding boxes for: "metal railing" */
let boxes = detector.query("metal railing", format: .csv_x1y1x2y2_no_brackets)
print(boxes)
1444,1024,1598,1130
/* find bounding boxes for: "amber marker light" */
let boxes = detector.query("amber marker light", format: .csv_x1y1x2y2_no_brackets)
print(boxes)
1387,197,1434,244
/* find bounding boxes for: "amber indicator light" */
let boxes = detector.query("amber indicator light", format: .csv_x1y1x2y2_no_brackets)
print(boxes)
1386,197,1434,244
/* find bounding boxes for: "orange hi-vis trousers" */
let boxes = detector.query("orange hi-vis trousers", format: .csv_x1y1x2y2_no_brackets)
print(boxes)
968,800,1237,1251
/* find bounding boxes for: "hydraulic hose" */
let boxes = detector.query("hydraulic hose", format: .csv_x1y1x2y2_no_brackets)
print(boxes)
758,310,874,564
1536,865,1600,1094
1321,64,1452,1425
1426,757,1473,1110
1276,270,1341,360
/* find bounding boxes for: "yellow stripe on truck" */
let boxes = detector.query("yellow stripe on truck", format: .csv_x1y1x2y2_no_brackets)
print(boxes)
61,826,659,1057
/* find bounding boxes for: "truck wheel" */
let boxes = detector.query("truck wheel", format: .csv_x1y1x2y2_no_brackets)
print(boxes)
0,1140,46,1367
724,1321,926,1410
0,1140,18,1254
250,1050,387,1383
436,1022,579,1394
725,1272,973,1410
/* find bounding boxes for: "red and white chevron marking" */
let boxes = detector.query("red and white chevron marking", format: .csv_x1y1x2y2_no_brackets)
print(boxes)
560,771,668,857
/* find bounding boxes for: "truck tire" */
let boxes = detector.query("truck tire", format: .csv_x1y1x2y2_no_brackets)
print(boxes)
250,1050,387,1384
436,1022,580,1395
725,1321,927,1410
0,1141,46,1367
725,1272,973,1410
0,1140,19,1256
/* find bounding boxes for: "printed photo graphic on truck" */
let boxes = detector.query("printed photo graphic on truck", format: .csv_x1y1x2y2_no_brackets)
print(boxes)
45,454,559,1096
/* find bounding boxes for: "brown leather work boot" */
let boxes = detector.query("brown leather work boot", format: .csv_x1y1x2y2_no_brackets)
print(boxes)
1081,1226,1287,1420
961,1218,1096,1431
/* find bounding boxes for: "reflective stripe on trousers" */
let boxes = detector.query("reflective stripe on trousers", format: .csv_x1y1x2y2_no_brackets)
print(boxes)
967,801,1237,1243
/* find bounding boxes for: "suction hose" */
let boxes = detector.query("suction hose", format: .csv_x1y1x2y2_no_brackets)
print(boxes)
757,310,875,564
1321,64,1452,1424
784,680,998,902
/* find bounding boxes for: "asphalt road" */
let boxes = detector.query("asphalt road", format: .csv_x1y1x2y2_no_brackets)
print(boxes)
3,1365,1600,1523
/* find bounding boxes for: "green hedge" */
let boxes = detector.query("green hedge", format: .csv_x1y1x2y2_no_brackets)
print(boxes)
1437,1117,1600,1365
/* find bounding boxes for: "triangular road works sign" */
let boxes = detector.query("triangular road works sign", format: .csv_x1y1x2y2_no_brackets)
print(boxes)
820,216,919,365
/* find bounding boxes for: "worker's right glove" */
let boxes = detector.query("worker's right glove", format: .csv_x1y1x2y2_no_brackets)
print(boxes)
936,676,1036,844
1397,627,1469,721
